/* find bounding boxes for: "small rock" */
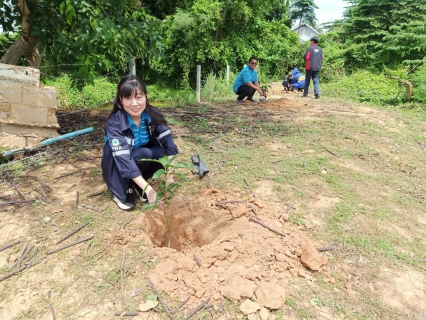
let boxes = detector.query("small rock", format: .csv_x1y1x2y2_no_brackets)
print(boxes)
195,290,205,298
248,314,261,320
275,254,286,262
268,315,277,320
232,206,248,218
281,214,289,221
300,242,328,271
240,299,261,315
259,307,270,320
256,281,286,309
43,216,51,223
138,300,158,312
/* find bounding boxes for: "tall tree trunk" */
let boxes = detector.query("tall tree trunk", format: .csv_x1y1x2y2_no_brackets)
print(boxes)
0,0,42,68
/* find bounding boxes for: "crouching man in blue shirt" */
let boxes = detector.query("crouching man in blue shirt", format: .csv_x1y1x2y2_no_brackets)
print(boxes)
233,56,267,103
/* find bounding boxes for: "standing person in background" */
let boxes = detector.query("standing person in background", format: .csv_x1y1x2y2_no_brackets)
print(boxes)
233,56,267,103
302,36,323,99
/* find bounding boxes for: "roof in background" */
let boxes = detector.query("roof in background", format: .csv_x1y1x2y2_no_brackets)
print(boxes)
291,23,319,34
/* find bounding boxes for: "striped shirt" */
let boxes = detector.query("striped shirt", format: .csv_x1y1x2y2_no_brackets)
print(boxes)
127,112,151,149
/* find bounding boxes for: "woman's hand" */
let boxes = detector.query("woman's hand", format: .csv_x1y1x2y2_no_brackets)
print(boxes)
145,186,157,204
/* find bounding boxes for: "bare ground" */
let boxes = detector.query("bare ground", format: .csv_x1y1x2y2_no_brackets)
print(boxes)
0,86,425,319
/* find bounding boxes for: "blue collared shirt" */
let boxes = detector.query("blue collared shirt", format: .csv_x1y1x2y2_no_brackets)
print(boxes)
233,65,259,93
127,112,151,149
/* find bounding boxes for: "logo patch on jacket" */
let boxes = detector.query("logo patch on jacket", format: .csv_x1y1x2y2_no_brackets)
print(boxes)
314,49,320,53
112,139,120,146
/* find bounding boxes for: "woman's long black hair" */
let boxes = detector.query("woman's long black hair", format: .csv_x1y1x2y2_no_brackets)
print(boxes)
110,75,167,125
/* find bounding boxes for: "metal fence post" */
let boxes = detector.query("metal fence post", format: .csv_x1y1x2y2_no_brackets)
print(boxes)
196,65,201,103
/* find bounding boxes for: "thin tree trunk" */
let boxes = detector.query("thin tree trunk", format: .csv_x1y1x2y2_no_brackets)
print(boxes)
0,36,32,65
0,0,41,68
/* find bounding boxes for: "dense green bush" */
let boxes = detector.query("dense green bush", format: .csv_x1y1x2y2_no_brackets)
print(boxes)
410,63,426,103
322,70,402,105
43,76,116,109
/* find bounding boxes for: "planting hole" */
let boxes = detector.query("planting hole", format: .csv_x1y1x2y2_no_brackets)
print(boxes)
144,197,225,250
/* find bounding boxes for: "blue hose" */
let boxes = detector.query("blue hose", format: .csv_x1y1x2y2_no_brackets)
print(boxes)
3,127,94,157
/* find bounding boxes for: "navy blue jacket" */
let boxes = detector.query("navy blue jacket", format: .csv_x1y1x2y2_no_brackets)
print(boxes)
101,106,178,202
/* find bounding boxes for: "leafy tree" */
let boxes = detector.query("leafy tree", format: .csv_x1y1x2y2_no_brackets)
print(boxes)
147,0,298,88
289,0,318,27
0,0,165,84
339,0,426,70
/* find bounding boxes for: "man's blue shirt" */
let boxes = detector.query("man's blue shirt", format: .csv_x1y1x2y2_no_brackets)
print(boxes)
233,65,259,93
127,111,151,149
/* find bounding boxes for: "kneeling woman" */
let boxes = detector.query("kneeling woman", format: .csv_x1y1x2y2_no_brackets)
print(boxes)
101,75,178,210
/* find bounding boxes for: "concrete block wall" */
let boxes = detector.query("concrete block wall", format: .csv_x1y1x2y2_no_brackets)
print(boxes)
0,63,59,137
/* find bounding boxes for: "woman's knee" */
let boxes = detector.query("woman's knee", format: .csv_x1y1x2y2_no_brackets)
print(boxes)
131,147,153,161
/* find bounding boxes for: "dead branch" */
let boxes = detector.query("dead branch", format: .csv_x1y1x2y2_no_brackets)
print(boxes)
0,256,45,282
86,190,105,198
80,204,102,212
74,191,79,210
316,247,335,252
114,312,139,317
41,295,56,320
215,200,246,206
121,249,126,307
249,216,286,237
121,214,133,229
47,236,94,255
193,254,201,267
0,240,21,253
53,170,81,181
0,200,35,207
9,243,28,270
56,220,92,245
61,151,78,169
184,298,210,320
66,184,76,192
171,297,190,315
244,177,256,197
148,280,174,320
247,203,258,215
6,174,25,200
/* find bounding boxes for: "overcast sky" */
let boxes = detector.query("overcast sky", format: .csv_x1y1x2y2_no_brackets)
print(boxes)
315,0,348,24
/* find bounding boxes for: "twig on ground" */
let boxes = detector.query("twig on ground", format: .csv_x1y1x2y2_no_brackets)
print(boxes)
17,245,34,268
114,312,139,317
66,184,76,192
0,200,35,207
193,254,201,267
41,294,56,320
121,214,133,229
9,243,28,270
61,151,79,169
184,298,210,320
56,220,92,245
215,200,246,206
148,279,174,320
0,256,45,282
249,216,286,237
315,139,340,158
6,174,25,200
0,240,21,253
247,203,258,216
47,236,94,255
74,191,79,210
244,177,256,197
171,297,190,315
316,247,335,252
102,276,115,286
121,249,126,307
87,190,106,198
26,175,53,191
53,170,81,181
80,204,102,212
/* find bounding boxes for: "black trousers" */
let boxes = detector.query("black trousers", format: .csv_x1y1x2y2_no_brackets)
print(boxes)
236,85,255,100
131,145,166,180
